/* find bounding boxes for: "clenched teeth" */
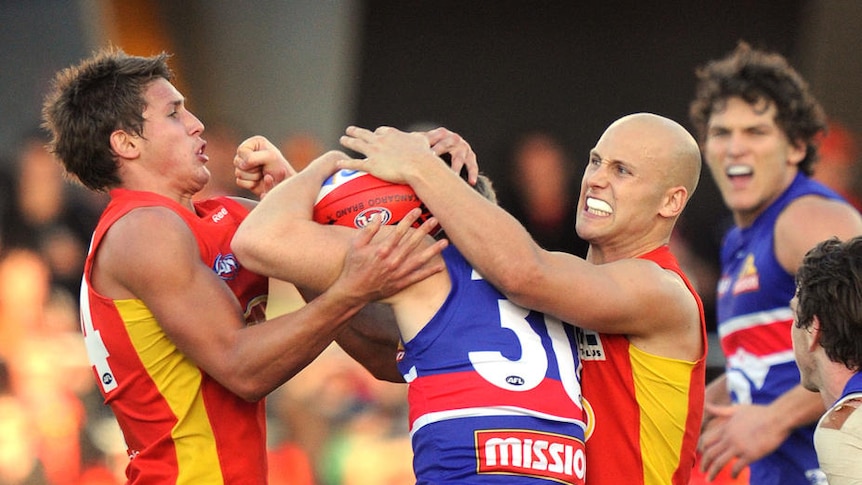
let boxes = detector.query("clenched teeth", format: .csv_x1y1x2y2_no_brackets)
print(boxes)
586,197,613,216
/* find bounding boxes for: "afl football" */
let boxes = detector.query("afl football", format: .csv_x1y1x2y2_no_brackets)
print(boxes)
313,169,436,233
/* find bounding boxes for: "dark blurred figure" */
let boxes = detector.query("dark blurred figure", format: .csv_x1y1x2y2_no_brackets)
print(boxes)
0,128,106,299
498,129,588,257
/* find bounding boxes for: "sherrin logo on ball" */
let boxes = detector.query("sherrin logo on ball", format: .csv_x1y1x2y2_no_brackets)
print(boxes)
313,169,438,235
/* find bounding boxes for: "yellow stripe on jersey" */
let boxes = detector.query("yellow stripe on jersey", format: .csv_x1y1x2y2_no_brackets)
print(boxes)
115,299,224,484
629,344,697,485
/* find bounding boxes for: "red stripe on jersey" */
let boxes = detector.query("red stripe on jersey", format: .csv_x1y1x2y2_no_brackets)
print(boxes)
721,319,793,358
407,370,582,429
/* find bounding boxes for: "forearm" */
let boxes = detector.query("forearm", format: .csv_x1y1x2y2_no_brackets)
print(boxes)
336,304,404,382
233,152,344,282
230,286,367,401
404,154,544,298
704,373,731,405
299,287,402,382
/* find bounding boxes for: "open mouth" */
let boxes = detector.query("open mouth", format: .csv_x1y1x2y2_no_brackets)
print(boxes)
726,164,753,178
197,142,208,161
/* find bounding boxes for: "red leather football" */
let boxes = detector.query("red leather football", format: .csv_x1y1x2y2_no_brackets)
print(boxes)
313,169,436,233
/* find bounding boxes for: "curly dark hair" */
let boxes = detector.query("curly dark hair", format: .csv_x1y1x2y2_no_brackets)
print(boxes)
795,236,862,371
689,41,827,176
41,48,173,191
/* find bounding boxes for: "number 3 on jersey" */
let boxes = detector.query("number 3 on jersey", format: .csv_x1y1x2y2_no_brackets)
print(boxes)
469,299,581,406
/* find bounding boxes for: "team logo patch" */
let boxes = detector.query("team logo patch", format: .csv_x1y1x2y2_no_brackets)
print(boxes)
475,429,585,484
354,207,392,227
731,253,760,295
213,253,239,281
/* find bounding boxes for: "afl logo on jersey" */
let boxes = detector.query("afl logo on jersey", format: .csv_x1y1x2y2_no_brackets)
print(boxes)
213,253,239,281
506,375,526,386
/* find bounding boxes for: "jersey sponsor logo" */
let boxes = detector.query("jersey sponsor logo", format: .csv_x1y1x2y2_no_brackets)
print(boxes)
213,253,239,281
475,429,585,484
211,206,229,223
731,254,760,295
576,329,605,361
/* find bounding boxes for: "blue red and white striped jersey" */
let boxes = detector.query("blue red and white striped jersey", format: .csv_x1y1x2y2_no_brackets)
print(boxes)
717,173,840,485
398,246,586,484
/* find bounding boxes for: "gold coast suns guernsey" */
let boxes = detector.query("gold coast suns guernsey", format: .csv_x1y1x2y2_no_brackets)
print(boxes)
80,189,269,484
577,245,706,485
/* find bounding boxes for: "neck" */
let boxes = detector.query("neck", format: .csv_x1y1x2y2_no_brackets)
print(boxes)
821,362,862,408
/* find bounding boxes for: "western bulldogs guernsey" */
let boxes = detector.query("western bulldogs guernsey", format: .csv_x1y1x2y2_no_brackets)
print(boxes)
717,174,840,485
398,246,586,484
80,189,269,484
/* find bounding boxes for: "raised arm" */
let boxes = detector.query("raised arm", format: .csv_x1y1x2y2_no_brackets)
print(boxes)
337,126,699,352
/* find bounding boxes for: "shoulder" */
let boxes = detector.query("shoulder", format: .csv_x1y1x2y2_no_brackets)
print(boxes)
781,194,861,224
94,206,200,298
101,207,199,273
775,195,862,272
820,397,862,431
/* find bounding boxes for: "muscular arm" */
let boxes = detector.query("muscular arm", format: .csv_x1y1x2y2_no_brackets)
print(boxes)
298,287,404,383
338,127,701,358
233,152,449,379
94,208,377,401
96,199,440,401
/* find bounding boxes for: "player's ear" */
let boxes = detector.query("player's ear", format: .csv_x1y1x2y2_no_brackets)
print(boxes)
659,186,688,218
808,316,822,350
110,129,140,160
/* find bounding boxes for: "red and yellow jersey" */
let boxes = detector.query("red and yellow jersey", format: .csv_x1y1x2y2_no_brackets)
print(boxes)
80,189,269,484
577,245,706,485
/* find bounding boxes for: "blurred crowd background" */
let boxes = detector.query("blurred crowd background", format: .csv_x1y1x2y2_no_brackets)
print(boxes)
2,1,862,484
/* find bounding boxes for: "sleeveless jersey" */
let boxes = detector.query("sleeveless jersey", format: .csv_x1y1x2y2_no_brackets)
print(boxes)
814,372,862,484
397,246,586,484
577,245,706,485
717,174,842,485
80,189,269,484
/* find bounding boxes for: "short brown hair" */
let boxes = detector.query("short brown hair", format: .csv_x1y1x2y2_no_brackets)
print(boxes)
42,48,173,191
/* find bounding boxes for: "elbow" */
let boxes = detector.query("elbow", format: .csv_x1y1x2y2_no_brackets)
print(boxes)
362,362,406,383
236,387,267,403
231,226,267,275
223,374,279,403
